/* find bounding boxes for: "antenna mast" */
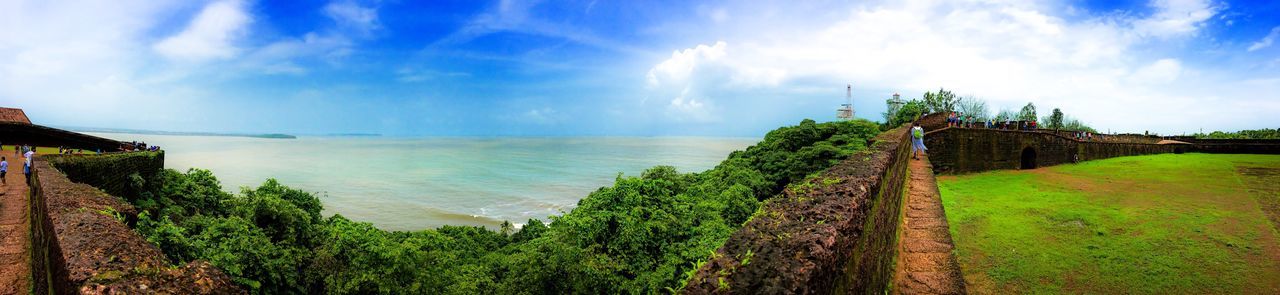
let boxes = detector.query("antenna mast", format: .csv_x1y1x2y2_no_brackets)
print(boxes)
837,84,854,120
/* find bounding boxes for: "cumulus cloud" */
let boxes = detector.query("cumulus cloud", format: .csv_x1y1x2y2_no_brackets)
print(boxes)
643,0,1272,134
645,41,786,122
153,0,252,61
1248,26,1280,52
1130,58,1183,84
239,0,382,74
1132,0,1220,38
324,0,381,36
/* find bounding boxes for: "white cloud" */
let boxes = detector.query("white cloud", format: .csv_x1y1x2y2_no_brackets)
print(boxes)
432,0,641,54
521,107,561,125
153,0,252,61
239,0,382,74
1130,58,1182,84
1247,26,1280,52
645,41,785,122
1133,0,1220,38
324,0,381,36
644,0,1275,134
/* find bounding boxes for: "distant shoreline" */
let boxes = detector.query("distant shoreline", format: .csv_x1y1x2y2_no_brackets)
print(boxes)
65,127,298,139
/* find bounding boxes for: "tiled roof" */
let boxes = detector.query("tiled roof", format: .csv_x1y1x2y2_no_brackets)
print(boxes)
0,107,31,124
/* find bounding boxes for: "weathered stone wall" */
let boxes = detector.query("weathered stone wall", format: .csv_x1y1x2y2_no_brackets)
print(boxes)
44,152,164,208
1036,130,1162,144
923,128,1077,174
1077,141,1179,161
684,126,912,294
30,154,242,294
29,158,55,295
0,122,124,152
918,112,947,131
924,128,1179,174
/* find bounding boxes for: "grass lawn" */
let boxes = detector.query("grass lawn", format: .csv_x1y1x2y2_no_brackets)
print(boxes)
0,145,99,155
938,153,1280,294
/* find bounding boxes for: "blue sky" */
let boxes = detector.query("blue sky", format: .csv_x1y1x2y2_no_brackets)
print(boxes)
1,0,1278,136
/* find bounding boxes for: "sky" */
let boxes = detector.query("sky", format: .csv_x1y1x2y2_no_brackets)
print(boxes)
1,0,1278,136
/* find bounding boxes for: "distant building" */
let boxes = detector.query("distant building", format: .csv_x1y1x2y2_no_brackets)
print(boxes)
0,107,32,124
0,107,123,151
886,93,903,118
837,84,855,120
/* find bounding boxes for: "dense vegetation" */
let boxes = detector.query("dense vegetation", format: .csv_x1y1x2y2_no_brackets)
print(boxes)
126,119,881,294
1192,128,1280,139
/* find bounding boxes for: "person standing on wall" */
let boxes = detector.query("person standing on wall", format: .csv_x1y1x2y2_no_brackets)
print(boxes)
912,122,927,160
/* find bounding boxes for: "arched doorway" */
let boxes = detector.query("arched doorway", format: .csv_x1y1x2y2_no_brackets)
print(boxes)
1020,147,1037,169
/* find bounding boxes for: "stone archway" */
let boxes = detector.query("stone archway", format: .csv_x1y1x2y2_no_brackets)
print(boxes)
1020,147,1037,169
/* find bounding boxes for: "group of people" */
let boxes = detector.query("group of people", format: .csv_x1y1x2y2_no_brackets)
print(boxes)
57,146,87,155
1074,131,1097,141
945,112,1038,131
123,141,159,152
0,143,37,186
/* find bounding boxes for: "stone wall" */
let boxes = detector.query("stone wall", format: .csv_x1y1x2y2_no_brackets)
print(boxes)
918,112,947,131
0,122,123,152
1160,138,1280,154
43,152,164,208
923,128,1179,174
683,126,912,294
30,154,242,294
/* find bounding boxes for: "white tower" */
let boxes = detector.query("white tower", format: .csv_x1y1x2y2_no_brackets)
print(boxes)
887,93,903,117
837,84,854,120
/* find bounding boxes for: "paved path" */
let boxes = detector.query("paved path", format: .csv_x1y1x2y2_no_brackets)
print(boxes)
892,155,965,294
0,148,32,295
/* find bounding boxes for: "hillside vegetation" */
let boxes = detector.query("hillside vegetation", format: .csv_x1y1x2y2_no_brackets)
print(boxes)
126,119,881,294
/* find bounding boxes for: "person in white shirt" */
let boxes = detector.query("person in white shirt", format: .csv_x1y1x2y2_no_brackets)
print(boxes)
1,156,7,185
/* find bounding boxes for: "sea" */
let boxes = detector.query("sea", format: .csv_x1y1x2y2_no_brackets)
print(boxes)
85,133,759,231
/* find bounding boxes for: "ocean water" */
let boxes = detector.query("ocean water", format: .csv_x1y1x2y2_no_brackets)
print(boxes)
87,133,758,231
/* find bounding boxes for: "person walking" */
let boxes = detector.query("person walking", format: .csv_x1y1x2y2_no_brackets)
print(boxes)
912,122,927,160
1,156,7,186
24,147,34,168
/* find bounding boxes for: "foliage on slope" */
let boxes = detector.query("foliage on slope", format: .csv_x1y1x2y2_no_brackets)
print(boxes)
128,119,881,294
1193,128,1280,139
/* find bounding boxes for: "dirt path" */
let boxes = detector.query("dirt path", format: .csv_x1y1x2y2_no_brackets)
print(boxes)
0,149,32,295
892,155,965,294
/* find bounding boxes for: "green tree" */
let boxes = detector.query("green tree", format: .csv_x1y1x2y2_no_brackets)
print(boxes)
1062,117,1097,133
1018,103,1037,122
994,109,1015,122
922,88,958,113
127,118,887,295
1046,108,1064,130
956,96,989,120
886,100,925,128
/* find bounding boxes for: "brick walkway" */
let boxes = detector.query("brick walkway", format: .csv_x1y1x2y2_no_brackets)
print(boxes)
893,155,965,294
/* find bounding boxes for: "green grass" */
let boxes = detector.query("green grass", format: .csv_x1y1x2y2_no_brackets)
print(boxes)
1,145,98,155
938,153,1280,294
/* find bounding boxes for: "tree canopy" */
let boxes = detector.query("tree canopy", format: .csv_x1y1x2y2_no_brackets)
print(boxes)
1018,103,1037,122
1046,108,1064,130
922,88,959,114
129,119,884,294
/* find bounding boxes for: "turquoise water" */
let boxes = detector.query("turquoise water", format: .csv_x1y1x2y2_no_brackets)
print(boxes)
87,133,758,231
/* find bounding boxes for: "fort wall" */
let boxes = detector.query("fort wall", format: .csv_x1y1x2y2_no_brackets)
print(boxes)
0,122,123,152
44,152,165,208
922,127,1182,174
30,153,241,294
684,126,912,294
